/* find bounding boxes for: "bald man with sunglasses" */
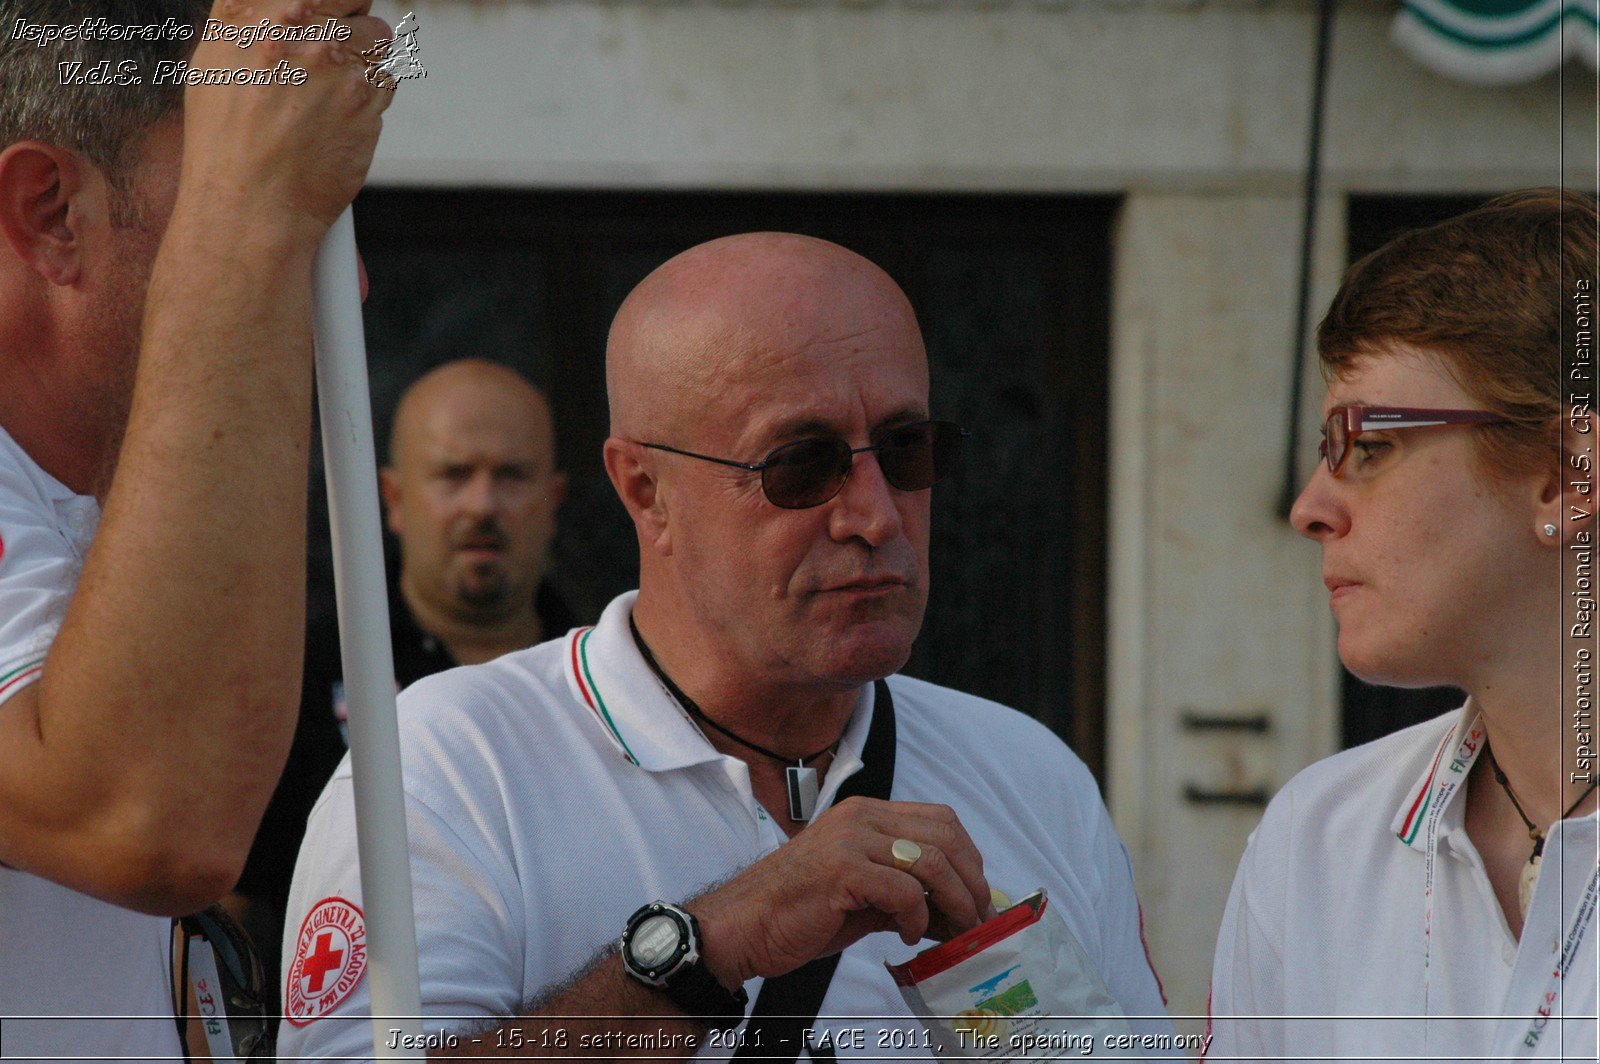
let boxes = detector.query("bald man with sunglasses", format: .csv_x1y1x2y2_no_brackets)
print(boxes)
281,233,1172,1060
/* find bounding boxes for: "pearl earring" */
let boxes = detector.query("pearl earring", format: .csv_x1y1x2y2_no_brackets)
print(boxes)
1544,523,1559,537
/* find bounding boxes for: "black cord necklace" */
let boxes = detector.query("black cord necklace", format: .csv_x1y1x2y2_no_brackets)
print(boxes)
628,614,841,821
1485,744,1599,916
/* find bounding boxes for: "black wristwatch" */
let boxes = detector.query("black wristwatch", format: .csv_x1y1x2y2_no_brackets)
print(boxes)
620,901,749,1029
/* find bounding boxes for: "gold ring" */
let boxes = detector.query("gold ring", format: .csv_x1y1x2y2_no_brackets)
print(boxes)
891,838,922,872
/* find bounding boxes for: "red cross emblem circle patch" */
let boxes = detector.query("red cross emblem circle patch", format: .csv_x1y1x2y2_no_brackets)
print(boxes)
285,896,368,1026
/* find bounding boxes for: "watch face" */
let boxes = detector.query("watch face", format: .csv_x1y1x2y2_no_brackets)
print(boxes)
630,913,683,970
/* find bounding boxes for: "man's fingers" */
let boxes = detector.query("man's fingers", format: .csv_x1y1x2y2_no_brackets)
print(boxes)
891,840,983,938
272,0,377,19
700,799,999,982
211,0,373,25
849,862,932,947
921,810,991,925
305,0,376,17
863,805,990,929
340,14,392,60
207,1,389,57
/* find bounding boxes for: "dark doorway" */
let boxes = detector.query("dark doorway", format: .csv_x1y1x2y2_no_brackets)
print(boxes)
1337,194,1488,749
316,190,1118,779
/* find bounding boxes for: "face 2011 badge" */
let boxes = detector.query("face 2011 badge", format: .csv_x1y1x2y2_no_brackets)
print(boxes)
285,896,369,1026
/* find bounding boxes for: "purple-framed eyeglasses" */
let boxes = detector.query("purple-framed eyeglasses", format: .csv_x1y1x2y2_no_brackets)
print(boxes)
1319,405,1509,477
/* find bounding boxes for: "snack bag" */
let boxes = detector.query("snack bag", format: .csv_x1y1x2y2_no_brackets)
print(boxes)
886,890,1135,1060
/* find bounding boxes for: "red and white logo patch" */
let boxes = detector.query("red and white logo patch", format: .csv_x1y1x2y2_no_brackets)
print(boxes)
285,896,368,1027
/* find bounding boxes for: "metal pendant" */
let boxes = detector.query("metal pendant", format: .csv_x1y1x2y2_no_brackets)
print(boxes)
786,764,819,822
1519,853,1542,918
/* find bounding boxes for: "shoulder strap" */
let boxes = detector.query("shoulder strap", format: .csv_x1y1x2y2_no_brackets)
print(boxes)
733,679,897,1064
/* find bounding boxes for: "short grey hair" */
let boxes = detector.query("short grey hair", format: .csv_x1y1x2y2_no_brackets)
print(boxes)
0,1,209,226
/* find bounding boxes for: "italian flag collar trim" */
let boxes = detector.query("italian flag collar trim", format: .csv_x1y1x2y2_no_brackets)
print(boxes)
1395,705,1485,848
568,626,639,766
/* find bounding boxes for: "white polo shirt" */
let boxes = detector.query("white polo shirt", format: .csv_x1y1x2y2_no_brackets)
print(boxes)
0,426,181,1061
280,591,1176,1061
1209,703,1599,1062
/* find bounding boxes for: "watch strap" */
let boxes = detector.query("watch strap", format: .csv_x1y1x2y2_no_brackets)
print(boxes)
659,929,749,1031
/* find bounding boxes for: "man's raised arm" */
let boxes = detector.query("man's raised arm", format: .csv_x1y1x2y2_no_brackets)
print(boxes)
0,0,392,915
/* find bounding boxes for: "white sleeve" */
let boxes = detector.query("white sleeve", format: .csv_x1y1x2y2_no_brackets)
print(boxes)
1089,806,1183,1056
276,772,528,1062
0,485,77,708
1205,820,1286,1064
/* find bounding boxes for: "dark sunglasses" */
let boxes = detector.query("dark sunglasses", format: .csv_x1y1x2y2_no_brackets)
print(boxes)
1318,405,1508,477
641,419,968,509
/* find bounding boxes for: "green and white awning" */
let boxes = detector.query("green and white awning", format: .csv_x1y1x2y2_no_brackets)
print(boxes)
1392,0,1598,85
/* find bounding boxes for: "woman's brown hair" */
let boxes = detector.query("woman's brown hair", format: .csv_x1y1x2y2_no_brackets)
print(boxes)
1318,188,1597,477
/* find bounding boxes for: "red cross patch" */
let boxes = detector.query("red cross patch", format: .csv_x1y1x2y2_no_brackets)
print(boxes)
285,896,368,1026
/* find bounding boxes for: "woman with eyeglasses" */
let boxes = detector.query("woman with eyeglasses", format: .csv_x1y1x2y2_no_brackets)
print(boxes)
1206,189,1598,1061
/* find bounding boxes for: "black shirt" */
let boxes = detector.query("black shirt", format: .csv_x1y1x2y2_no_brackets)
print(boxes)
237,571,579,912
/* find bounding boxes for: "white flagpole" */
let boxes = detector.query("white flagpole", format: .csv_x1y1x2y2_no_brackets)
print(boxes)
312,207,426,1060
